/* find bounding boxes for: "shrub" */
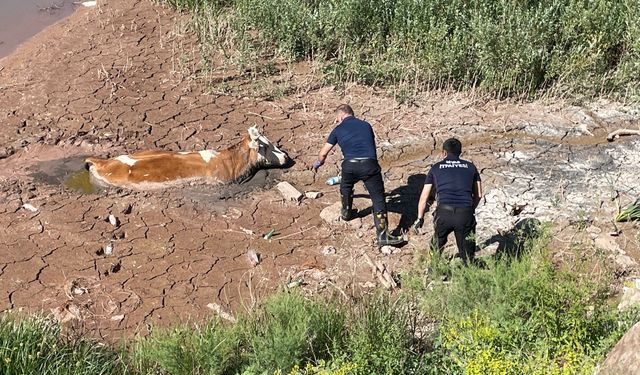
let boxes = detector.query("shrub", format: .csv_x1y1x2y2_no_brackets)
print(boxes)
162,0,640,100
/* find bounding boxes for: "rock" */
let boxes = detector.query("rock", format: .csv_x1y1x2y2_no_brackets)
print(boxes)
618,287,640,311
615,254,638,270
22,203,38,212
103,242,113,255
598,322,640,375
276,181,303,203
108,214,120,227
322,246,337,255
595,236,621,252
305,191,323,199
207,303,236,323
320,202,342,225
50,304,82,324
110,314,125,322
380,245,399,255
246,249,261,266
222,208,242,220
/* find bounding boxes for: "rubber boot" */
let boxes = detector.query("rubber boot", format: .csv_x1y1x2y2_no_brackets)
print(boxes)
341,191,356,221
373,211,404,247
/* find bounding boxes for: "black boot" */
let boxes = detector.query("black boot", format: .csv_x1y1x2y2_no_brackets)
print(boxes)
373,211,404,247
341,192,356,221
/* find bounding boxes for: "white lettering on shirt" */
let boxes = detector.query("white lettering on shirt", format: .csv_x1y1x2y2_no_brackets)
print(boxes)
439,160,469,169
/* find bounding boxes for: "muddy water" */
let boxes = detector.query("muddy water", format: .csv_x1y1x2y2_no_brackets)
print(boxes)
0,0,76,59
27,154,283,197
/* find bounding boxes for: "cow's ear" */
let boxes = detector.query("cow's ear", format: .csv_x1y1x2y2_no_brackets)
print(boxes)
248,126,260,141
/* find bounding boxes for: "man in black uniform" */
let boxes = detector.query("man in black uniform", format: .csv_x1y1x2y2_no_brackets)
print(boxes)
313,104,404,248
412,138,482,263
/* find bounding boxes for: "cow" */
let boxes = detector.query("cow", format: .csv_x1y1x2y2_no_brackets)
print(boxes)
85,126,288,189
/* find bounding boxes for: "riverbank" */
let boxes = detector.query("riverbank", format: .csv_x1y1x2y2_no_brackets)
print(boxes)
0,0,77,60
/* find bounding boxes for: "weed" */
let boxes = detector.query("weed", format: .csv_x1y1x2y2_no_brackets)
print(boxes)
0,314,129,375
162,0,640,101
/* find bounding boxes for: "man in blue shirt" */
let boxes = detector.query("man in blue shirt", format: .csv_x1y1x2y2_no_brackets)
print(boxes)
413,138,483,264
313,104,403,248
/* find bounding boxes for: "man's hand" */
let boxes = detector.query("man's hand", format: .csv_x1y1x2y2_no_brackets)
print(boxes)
312,160,323,171
412,218,424,234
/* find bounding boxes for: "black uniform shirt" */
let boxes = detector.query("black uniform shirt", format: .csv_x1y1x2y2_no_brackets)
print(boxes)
327,116,377,160
425,155,481,207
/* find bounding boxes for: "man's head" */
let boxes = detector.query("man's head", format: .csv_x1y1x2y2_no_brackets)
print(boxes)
442,138,462,157
334,104,355,124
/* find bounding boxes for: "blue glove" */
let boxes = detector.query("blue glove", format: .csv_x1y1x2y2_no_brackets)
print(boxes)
312,160,323,170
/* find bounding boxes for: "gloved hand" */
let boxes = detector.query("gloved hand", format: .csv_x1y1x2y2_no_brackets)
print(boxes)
412,217,424,234
312,160,323,171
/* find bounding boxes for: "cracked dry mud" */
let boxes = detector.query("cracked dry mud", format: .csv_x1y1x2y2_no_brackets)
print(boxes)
1,0,639,339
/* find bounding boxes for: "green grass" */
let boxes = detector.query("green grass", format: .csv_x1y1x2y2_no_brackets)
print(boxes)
0,314,129,375
160,0,640,101
2,225,639,374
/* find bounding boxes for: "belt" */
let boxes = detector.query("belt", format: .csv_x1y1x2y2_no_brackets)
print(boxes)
345,158,376,163
437,203,474,212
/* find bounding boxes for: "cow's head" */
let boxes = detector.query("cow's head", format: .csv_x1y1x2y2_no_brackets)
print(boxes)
248,126,288,166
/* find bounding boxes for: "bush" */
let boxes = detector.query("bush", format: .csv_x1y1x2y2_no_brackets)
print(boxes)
163,0,640,100
417,225,640,374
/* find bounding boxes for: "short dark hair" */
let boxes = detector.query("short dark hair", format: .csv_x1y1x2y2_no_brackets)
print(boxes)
443,138,462,156
336,104,354,117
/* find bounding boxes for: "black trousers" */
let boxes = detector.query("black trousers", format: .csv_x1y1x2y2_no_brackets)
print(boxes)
432,205,477,261
340,159,386,213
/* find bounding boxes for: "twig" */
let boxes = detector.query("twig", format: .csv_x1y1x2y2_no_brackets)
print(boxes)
276,226,316,240
607,128,640,142
325,280,350,301
247,112,275,120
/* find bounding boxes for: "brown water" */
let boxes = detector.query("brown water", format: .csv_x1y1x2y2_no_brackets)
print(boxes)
0,0,76,59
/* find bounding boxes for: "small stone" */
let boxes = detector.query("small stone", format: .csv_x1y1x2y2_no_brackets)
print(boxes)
108,214,119,227
322,246,337,255
110,314,125,322
305,191,323,199
104,243,113,255
615,254,638,270
380,245,398,255
287,279,304,289
22,203,38,212
246,249,261,266
320,202,342,225
276,181,303,202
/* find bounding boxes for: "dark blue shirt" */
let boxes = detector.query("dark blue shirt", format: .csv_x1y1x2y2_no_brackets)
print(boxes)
327,117,377,159
425,155,481,207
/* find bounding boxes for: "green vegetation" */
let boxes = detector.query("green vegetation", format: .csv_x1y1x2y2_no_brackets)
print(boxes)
616,198,640,222
2,224,639,374
0,314,129,375
160,0,640,100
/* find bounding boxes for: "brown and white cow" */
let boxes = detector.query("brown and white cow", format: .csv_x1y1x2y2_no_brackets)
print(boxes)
86,126,288,189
